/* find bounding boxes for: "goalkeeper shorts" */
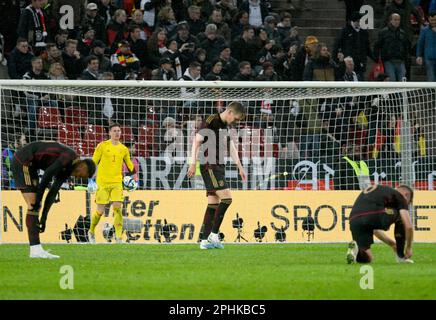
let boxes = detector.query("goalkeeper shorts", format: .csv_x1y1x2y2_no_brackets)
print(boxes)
95,183,124,204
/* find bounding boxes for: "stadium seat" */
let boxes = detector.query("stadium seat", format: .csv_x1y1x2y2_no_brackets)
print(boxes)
137,125,158,157
58,124,82,147
120,125,134,144
38,107,63,129
83,124,106,155
64,106,88,127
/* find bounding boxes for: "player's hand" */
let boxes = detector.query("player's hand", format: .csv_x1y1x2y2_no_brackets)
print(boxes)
239,167,247,183
405,248,413,259
187,164,196,178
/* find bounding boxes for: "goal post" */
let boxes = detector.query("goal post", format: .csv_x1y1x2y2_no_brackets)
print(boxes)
1,80,435,243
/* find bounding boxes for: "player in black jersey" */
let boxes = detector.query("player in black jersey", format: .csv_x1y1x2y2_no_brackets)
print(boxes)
347,184,414,264
11,141,96,259
187,102,247,249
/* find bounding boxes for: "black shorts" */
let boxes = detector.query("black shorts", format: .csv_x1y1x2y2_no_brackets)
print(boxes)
11,156,39,193
200,165,228,196
350,219,374,251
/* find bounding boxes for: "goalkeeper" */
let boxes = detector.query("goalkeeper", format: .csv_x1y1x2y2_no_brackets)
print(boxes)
88,123,137,244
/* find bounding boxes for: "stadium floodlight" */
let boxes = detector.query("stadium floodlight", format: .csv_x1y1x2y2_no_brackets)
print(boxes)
233,213,248,242
302,216,315,242
275,226,286,242
254,222,268,242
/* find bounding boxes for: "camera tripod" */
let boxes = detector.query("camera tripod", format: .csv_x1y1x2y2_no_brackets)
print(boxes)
234,227,248,242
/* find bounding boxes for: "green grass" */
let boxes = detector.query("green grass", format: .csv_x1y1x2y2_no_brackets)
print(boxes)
0,243,435,300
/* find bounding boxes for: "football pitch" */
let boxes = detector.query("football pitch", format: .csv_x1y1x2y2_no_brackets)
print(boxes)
0,243,435,300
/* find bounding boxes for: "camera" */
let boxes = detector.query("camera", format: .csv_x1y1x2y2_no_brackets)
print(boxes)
186,42,195,49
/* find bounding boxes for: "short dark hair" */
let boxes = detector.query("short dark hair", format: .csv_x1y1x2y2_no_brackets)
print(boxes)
109,122,121,131
128,24,141,33
189,61,201,69
82,158,96,177
16,38,28,45
238,61,250,69
86,55,99,65
397,184,414,204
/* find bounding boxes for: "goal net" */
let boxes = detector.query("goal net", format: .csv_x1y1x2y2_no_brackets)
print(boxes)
1,81,435,243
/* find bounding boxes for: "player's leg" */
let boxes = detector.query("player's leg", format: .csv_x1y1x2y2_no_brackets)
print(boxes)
111,184,125,243
199,193,220,249
349,222,374,264
89,185,110,243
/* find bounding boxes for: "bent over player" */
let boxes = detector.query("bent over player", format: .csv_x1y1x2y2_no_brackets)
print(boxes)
347,184,414,264
88,123,136,244
11,141,96,259
187,102,247,249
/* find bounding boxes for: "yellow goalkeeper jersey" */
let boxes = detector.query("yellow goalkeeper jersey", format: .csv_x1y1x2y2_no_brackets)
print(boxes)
93,140,135,185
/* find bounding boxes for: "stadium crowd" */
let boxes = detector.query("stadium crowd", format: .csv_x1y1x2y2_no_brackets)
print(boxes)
1,0,435,190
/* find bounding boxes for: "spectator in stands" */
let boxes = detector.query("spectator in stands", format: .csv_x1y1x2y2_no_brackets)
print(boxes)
231,25,258,67
193,48,208,76
278,43,298,80
146,28,168,70
277,12,293,44
216,0,238,26
205,59,228,80
256,61,280,81
129,8,152,40
162,40,193,78
48,62,67,80
1,132,27,189
186,5,206,36
107,9,128,50
240,0,269,27
416,11,436,81
233,61,255,80
341,56,361,81
339,0,364,22
111,40,141,80
90,40,111,73
303,44,344,81
155,6,178,39
7,38,34,79
281,26,301,52
333,11,374,80
128,25,148,68
263,16,281,45
200,24,228,63
54,29,69,51
289,35,318,80
78,26,97,58
151,57,176,80
62,39,85,80
23,56,54,138
383,0,424,40
180,61,203,104
82,2,107,42
98,0,117,26
255,29,281,70
171,21,199,50
17,0,49,55
81,55,101,80
52,0,86,38
374,13,410,81
219,45,239,80
41,43,63,73
231,10,249,41
208,8,232,43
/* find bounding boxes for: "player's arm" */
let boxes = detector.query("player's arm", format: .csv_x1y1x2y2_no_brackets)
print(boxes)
374,229,396,249
123,148,137,180
39,177,65,232
399,209,414,258
229,138,247,182
92,142,103,165
187,133,204,178
32,160,65,212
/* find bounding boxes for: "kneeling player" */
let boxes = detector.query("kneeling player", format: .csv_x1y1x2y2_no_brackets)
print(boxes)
11,141,96,259
347,184,414,264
